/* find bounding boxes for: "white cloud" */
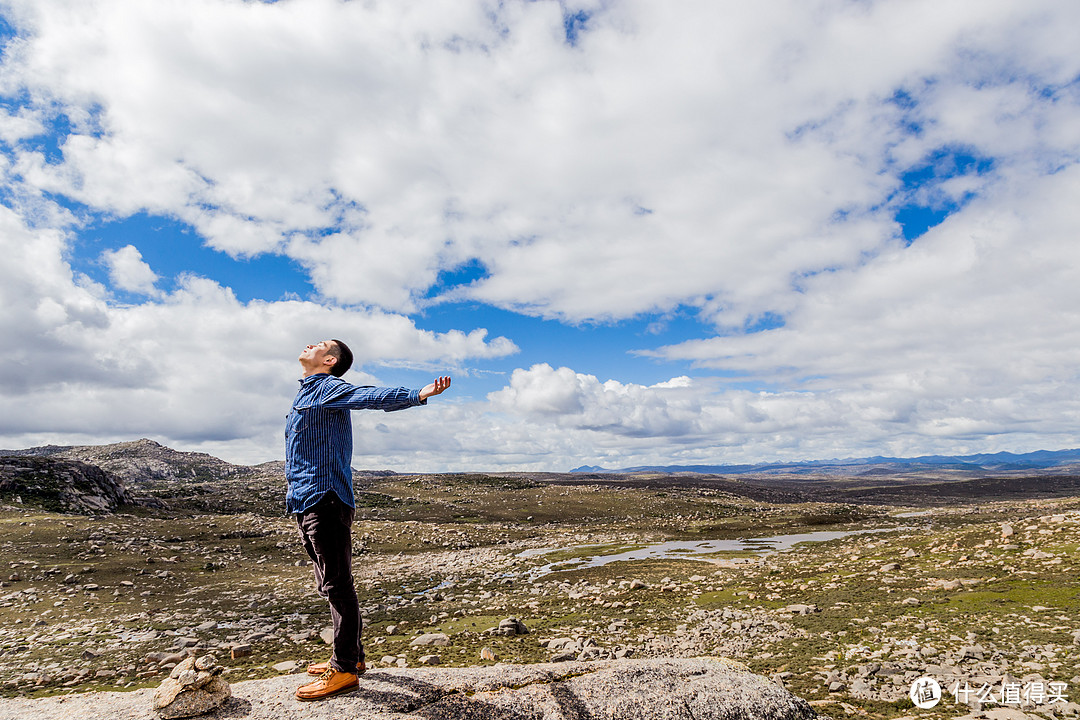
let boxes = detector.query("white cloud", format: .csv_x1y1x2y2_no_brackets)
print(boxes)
640,163,1080,458
101,244,160,296
3,0,1080,468
490,364,705,438
2,0,1075,322
0,205,516,462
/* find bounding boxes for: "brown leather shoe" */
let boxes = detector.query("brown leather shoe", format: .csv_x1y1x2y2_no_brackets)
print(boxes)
307,660,366,676
295,668,359,701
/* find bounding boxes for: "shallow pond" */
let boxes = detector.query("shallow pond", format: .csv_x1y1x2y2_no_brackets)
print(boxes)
519,526,915,578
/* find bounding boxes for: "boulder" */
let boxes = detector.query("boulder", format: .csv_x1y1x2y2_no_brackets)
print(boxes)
781,604,819,615
498,617,530,636
410,632,451,647
229,644,252,659
6,657,817,720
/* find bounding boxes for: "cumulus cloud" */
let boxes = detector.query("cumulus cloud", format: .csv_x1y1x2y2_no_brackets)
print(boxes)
490,364,703,438
0,206,516,462
3,0,1080,468
2,0,1074,323
101,244,160,296
639,164,1080,458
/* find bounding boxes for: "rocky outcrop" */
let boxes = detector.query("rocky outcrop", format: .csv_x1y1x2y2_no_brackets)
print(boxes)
1,438,283,515
1,438,255,485
0,657,817,720
50,438,242,485
0,455,132,513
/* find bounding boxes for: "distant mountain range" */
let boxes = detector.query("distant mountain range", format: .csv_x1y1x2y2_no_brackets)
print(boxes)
5,439,1080,514
571,448,1080,476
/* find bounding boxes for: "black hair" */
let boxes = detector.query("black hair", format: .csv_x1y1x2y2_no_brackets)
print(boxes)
328,339,353,377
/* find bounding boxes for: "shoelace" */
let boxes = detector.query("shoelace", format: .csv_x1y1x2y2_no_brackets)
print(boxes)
318,667,336,682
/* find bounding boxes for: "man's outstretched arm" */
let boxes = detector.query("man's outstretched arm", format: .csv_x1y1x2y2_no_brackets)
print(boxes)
419,376,452,402
320,376,450,411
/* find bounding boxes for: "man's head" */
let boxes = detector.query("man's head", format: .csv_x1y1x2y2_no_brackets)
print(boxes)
327,339,353,377
298,339,353,377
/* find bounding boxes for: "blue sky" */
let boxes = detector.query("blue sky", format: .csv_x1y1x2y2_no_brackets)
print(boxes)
2,0,1080,470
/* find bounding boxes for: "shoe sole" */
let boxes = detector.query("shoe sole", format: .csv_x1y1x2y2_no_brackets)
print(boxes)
295,681,359,701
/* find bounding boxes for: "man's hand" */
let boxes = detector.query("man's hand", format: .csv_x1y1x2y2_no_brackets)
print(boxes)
419,376,452,401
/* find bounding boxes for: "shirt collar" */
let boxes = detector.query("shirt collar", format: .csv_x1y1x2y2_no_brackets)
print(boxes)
299,372,332,385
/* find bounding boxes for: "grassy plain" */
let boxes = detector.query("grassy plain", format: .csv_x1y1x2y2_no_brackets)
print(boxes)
1,472,1079,720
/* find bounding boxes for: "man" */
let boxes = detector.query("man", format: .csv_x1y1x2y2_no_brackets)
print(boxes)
286,339,450,701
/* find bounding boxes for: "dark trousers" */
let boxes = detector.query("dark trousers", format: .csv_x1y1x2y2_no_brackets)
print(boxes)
296,492,363,673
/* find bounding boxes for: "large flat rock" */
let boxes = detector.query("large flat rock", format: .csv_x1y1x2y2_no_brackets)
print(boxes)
0,657,817,720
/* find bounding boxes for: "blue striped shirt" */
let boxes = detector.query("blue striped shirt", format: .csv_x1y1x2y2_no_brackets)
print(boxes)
285,373,424,514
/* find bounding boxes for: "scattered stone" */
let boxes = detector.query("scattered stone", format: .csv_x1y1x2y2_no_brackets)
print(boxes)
151,655,230,719
957,645,985,661
418,654,441,665
480,646,498,661
880,563,901,572
629,579,648,590
319,627,335,645
158,652,188,667
1001,523,1015,538
498,617,529,636
272,660,298,673
410,632,451,647
193,657,216,671
781,604,819,615
229,644,252,660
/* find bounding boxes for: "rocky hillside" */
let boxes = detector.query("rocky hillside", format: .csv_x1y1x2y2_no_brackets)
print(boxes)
0,456,133,513
6,438,245,485
1,439,288,515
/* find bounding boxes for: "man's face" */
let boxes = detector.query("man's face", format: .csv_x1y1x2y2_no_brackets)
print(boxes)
299,340,336,371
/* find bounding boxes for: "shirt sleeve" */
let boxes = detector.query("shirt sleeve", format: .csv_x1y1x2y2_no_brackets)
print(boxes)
319,378,425,412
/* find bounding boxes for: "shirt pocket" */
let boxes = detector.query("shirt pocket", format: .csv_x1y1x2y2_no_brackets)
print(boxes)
286,407,309,439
